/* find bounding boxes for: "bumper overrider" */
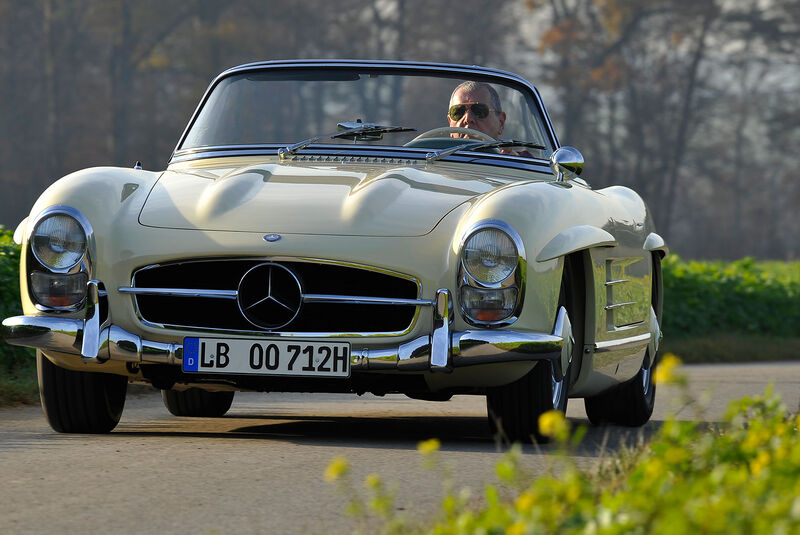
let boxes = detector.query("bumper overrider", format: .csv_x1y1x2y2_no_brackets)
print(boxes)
2,281,567,374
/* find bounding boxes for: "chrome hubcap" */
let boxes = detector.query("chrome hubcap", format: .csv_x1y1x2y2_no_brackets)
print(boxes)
551,370,565,408
642,364,652,396
643,305,659,396
551,305,572,409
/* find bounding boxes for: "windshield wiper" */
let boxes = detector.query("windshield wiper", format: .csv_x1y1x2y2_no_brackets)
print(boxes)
425,139,546,162
278,121,416,160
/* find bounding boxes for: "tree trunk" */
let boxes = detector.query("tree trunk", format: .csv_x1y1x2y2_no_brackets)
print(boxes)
657,11,714,239
110,0,133,166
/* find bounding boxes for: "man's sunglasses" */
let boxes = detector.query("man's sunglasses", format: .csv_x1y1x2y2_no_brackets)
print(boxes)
448,102,498,121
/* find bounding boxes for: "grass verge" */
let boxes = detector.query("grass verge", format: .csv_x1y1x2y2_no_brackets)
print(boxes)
662,334,800,364
0,355,38,406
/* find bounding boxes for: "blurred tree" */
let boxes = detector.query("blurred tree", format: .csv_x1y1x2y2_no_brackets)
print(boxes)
0,0,796,259
523,0,799,258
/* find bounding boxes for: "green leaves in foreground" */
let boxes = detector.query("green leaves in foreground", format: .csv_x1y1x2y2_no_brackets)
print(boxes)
325,374,800,534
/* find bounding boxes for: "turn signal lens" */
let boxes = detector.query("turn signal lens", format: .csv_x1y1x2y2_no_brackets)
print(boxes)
462,228,517,284
461,286,518,322
31,213,87,270
30,271,88,308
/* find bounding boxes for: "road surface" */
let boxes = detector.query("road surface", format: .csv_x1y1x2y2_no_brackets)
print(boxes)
1,362,798,534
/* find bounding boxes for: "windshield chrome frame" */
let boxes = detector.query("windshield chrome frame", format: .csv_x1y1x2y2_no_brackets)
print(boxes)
170,60,561,167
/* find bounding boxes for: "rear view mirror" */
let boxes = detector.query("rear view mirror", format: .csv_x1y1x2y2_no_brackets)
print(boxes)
550,146,584,182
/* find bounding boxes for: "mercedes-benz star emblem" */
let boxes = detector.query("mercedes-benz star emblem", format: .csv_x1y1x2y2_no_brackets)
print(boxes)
237,262,303,329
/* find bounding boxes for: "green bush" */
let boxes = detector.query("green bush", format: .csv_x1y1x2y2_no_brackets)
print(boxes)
326,362,800,534
432,389,800,535
662,255,800,338
0,227,37,404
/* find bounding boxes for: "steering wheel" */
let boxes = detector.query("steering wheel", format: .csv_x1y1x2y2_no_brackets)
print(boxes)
407,126,496,144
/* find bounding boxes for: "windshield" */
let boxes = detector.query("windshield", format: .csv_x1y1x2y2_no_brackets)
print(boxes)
179,68,554,159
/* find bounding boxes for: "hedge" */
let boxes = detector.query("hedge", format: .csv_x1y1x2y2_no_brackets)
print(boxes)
661,255,800,338
0,227,36,404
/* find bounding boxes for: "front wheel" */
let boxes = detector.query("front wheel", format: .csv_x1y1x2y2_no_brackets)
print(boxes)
584,346,656,426
486,359,569,443
161,388,234,417
37,351,128,433
486,256,584,443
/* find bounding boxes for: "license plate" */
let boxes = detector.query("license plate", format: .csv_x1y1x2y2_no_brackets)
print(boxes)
182,337,351,378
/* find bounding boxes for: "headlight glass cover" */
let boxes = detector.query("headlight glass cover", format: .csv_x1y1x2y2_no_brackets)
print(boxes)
31,213,87,270
462,228,518,284
460,286,518,322
30,271,89,308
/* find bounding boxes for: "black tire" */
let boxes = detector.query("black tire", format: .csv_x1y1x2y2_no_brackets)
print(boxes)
584,353,656,426
37,351,128,433
584,254,662,426
486,255,585,443
487,360,568,443
161,388,234,417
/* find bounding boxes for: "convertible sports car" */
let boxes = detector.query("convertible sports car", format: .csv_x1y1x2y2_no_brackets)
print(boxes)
2,60,666,442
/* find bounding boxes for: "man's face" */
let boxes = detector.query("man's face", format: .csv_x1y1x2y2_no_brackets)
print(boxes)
447,87,506,140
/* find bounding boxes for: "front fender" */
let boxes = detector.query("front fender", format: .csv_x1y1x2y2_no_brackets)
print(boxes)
643,232,669,258
450,181,612,335
536,225,617,262
20,167,161,316
29,167,161,229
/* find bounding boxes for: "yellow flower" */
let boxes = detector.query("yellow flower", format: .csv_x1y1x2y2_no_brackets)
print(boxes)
644,458,664,479
324,456,350,482
515,491,535,513
664,446,689,464
566,483,581,504
418,438,441,455
538,410,569,441
364,473,381,489
749,450,770,475
654,353,683,385
506,521,527,535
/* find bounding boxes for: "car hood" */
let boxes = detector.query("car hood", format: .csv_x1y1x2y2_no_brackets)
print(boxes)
139,161,510,236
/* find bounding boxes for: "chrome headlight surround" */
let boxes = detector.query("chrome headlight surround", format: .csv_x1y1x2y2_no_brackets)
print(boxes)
26,205,94,312
458,219,526,327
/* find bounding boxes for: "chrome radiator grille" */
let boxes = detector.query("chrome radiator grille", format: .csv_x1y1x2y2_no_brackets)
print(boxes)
127,259,421,334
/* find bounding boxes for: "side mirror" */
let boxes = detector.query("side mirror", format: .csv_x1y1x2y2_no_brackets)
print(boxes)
549,146,584,182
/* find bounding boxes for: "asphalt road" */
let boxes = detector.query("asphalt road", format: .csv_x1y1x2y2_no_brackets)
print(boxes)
1,362,799,534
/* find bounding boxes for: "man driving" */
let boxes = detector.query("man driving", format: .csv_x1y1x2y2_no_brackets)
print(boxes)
447,81,507,140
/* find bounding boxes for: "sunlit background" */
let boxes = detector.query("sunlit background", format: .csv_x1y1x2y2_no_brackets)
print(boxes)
0,0,797,259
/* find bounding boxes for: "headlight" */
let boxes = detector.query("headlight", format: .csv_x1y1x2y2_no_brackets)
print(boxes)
30,271,89,308
31,212,87,270
460,286,518,322
462,228,517,284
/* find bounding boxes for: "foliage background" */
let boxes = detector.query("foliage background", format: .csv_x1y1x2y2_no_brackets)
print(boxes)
0,228,36,404
662,256,800,338
0,0,798,259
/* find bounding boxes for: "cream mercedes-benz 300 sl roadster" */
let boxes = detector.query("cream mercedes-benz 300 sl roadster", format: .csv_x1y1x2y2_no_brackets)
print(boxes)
2,60,666,441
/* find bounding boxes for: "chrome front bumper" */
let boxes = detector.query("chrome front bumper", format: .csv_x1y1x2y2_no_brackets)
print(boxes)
2,285,565,373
